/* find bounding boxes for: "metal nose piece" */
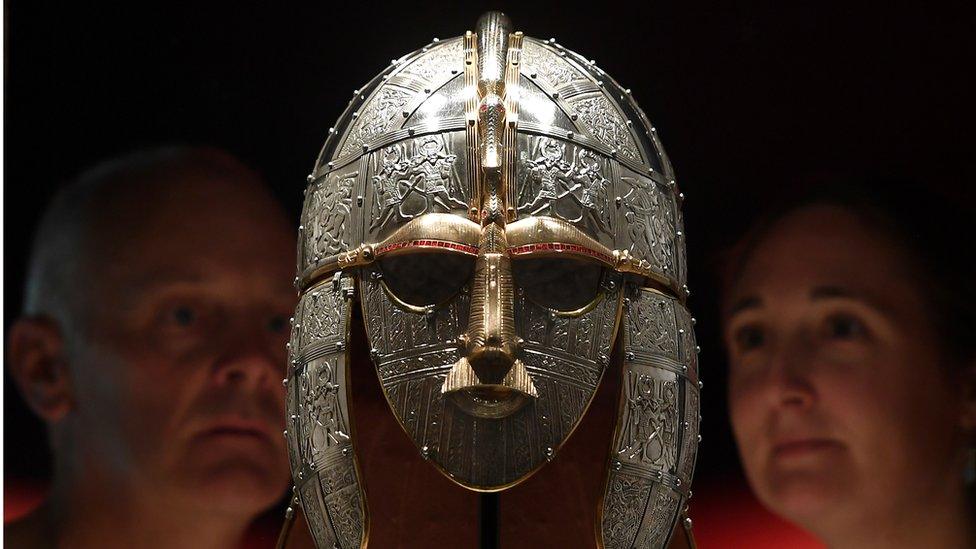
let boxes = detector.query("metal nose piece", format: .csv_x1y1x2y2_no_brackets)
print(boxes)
442,224,537,399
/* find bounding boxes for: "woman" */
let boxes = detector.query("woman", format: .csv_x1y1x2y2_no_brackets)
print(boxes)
721,179,975,548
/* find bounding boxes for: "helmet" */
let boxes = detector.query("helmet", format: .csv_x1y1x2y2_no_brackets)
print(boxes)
285,11,700,548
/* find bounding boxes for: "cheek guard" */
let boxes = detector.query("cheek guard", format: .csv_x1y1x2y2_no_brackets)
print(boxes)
285,11,700,548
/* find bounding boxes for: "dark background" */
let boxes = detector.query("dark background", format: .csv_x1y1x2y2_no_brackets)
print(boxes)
5,1,975,490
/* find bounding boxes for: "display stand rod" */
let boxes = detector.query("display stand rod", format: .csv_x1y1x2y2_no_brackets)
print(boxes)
479,492,499,549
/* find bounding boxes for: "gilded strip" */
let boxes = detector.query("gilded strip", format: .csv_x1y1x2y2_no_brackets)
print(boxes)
464,31,480,220
503,31,523,221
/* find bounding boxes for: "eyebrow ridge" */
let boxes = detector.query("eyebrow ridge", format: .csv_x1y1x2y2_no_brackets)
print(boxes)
726,296,761,317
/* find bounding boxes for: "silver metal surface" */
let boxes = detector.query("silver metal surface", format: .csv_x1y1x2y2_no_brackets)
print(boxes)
289,11,699,548
285,276,366,549
600,288,699,548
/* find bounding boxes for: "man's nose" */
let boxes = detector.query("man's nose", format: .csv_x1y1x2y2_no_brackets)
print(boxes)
212,331,281,391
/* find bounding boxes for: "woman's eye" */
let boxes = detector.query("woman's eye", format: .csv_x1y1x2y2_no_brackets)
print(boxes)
733,325,765,352
824,314,867,340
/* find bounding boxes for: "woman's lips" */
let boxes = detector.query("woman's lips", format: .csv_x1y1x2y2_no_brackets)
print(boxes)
771,438,844,459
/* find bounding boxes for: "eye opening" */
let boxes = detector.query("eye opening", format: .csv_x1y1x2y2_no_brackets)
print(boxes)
172,305,197,327
512,255,606,314
378,251,475,308
268,314,289,334
731,323,765,353
822,312,869,341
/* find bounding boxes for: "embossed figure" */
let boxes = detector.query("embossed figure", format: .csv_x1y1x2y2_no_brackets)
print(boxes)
619,375,677,467
370,138,463,231
304,360,350,459
622,175,675,270
520,138,610,235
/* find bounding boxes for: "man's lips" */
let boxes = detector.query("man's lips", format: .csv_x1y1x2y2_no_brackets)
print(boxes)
771,438,844,459
195,417,276,443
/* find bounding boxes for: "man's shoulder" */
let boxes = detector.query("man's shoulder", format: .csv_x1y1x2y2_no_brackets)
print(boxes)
4,507,53,549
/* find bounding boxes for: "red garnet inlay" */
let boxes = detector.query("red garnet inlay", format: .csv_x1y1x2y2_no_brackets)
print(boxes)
509,243,613,264
375,240,479,256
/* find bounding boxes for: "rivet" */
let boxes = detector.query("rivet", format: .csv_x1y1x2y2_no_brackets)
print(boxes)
432,37,440,42
402,110,410,118
567,131,574,139
684,517,693,529
282,378,289,386
306,174,314,183
408,128,416,136
552,92,559,99
613,461,622,471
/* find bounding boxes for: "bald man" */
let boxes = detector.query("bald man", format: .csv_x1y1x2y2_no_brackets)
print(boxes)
6,147,296,548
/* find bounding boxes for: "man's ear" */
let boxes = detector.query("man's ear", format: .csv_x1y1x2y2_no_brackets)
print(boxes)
7,317,74,422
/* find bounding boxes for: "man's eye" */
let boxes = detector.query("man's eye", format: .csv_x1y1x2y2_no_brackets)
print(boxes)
268,315,289,334
171,306,197,327
734,325,765,352
824,314,867,340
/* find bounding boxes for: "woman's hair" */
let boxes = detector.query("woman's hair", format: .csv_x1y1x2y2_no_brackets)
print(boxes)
720,176,976,367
